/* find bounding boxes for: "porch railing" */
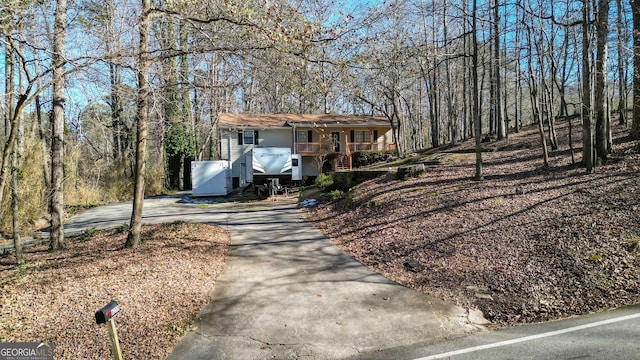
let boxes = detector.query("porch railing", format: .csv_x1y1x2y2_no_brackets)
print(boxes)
296,142,333,154
348,142,396,152
296,142,396,156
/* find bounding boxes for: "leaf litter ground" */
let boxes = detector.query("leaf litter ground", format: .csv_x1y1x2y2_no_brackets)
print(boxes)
0,222,229,359
309,121,640,326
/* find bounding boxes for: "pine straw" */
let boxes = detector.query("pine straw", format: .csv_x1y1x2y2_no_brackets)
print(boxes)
0,222,229,359
310,124,640,326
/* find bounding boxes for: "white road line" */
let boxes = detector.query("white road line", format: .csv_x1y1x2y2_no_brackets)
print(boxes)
415,312,640,360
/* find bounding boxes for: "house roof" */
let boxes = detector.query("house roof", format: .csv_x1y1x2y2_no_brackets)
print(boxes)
218,113,390,129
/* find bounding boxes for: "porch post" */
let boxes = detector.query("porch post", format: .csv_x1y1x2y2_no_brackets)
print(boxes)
370,128,374,151
292,124,297,154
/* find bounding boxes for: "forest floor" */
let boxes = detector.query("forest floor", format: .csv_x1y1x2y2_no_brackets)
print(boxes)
309,119,640,326
0,223,230,359
2,119,640,359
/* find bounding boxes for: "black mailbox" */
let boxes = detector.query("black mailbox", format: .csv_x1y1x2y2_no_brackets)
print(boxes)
95,300,120,324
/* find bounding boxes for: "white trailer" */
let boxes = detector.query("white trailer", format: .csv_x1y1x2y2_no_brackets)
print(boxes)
291,154,302,181
251,147,303,185
252,147,293,175
191,161,232,196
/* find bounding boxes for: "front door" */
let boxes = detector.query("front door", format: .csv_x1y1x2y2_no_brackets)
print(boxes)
332,132,340,153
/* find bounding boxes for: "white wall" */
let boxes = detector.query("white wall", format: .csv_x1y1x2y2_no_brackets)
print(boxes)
220,128,294,185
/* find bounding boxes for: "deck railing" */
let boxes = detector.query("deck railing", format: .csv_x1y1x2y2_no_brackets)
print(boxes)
296,142,395,155
348,142,397,152
296,142,332,154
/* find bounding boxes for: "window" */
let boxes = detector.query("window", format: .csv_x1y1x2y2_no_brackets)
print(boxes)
354,130,370,143
296,130,312,142
238,130,258,145
297,130,308,143
243,130,255,145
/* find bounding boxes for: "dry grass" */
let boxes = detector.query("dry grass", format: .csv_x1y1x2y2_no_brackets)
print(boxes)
0,222,229,359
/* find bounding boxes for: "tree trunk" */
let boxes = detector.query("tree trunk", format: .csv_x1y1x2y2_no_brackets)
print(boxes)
472,0,483,181
543,80,559,150
161,17,183,190
126,0,151,248
630,0,640,137
12,142,22,263
5,35,14,140
106,0,125,161
514,3,522,133
110,62,124,160
583,0,595,171
4,35,21,262
3,18,16,248
444,1,456,146
595,0,610,163
527,28,550,168
618,0,628,125
493,0,505,140
49,0,67,251
181,20,195,181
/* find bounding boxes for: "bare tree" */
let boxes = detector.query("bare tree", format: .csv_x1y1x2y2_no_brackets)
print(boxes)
583,0,595,172
493,0,505,140
472,0,483,180
3,7,23,262
595,0,611,162
617,0,629,125
631,0,640,137
126,0,151,248
49,0,67,250
524,19,550,168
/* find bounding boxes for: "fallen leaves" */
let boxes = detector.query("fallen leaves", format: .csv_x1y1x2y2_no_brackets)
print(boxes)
309,124,640,327
0,222,230,359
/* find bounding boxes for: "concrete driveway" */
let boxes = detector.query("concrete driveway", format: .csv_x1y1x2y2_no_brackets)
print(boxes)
64,194,485,359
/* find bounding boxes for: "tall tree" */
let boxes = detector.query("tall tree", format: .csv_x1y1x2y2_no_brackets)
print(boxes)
472,0,483,180
159,16,184,190
49,0,67,250
126,0,151,248
583,0,595,172
493,0,505,140
595,0,611,162
630,0,640,137
3,6,22,262
524,18,550,168
11,126,22,263
617,0,628,125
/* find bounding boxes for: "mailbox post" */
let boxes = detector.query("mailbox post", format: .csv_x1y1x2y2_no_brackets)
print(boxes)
95,300,123,360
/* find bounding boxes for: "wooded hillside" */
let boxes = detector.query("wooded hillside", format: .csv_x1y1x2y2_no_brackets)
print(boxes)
1,0,639,253
310,120,640,325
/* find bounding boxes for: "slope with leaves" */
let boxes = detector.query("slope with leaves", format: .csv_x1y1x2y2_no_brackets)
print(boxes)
309,122,640,325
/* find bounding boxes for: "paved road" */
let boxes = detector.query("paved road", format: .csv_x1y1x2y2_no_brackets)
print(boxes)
348,305,640,360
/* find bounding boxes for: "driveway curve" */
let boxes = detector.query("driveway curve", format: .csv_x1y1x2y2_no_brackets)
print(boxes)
65,194,485,359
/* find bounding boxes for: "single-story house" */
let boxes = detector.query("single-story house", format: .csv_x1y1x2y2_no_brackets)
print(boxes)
218,113,396,187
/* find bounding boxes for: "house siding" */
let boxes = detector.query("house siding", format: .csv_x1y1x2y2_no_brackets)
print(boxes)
302,156,322,177
220,128,294,183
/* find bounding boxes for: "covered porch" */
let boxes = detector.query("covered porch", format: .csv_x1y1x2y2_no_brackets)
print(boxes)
294,127,396,170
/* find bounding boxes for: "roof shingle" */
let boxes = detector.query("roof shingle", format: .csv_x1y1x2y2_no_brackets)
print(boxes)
218,113,390,128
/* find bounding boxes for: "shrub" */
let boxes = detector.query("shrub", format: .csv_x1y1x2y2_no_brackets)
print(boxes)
328,190,344,200
353,150,397,168
332,172,354,191
78,227,98,242
314,172,355,192
314,173,334,191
